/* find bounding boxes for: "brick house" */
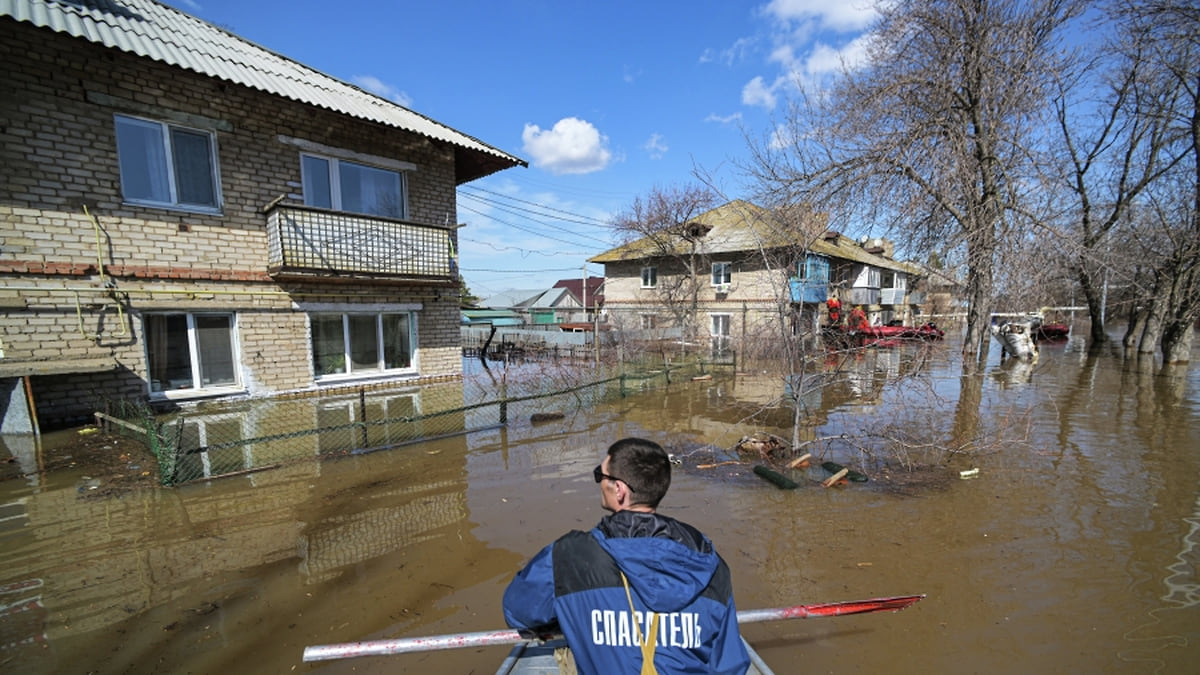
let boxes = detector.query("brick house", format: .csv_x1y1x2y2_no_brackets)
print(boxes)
0,0,525,432
590,200,923,354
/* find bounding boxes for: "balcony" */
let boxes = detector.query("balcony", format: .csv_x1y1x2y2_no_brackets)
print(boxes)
880,288,906,305
789,278,829,304
266,203,455,280
845,288,881,306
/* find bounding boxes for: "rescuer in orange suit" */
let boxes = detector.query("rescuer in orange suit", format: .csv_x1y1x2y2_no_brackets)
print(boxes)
848,305,869,331
826,296,842,325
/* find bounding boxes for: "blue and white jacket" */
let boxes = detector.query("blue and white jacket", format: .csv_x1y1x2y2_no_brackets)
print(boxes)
503,510,751,674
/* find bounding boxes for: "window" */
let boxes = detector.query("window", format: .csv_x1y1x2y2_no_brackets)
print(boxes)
799,255,830,283
641,266,658,288
318,393,420,453
311,312,415,379
710,313,731,353
302,154,407,219
881,270,905,290
175,414,248,479
146,313,239,395
114,114,220,211
711,262,732,286
640,314,656,329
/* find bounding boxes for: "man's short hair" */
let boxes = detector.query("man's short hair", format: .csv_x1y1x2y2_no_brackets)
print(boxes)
606,438,671,508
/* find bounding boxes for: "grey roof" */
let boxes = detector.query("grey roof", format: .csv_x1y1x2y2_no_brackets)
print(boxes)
0,0,525,183
480,289,548,310
590,200,918,275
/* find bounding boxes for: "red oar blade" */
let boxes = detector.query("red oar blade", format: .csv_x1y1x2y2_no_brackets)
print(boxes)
736,594,925,623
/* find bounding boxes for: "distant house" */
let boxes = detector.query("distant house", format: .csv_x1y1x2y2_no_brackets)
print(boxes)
480,287,581,325
0,0,524,431
589,200,924,354
554,276,605,323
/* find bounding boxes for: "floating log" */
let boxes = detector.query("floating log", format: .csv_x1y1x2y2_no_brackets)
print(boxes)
696,461,743,470
787,453,812,469
821,461,868,482
754,464,799,490
821,468,849,488
529,412,565,423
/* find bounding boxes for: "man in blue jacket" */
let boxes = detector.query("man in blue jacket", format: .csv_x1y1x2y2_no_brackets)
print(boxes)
503,437,751,674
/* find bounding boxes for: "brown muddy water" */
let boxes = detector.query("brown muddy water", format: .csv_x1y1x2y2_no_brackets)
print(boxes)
1,333,1198,674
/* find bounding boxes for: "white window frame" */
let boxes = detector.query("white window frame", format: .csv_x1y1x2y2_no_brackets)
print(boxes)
317,392,421,452
301,152,408,219
144,312,242,399
711,262,732,286
641,266,658,289
311,311,418,382
114,114,222,213
640,313,657,329
709,313,732,352
176,413,250,478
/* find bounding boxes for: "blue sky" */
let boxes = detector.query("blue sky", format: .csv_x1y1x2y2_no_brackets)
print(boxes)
168,0,878,297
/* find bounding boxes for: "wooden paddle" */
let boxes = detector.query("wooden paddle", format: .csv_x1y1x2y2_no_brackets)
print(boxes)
302,594,925,662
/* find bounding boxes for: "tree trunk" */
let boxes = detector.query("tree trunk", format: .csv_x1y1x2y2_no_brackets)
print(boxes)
1076,260,1109,345
1161,322,1194,364
961,232,995,367
1137,276,1167,356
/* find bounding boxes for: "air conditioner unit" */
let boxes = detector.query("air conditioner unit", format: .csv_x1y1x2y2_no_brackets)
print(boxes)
715,283,731,294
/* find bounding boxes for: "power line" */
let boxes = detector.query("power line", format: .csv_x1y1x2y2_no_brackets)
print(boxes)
458,185,613,229
461,266,583,273
458,192,611,245
459,235,590,257
458,202,607,249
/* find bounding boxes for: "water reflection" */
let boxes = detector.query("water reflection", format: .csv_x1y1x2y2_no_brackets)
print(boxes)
0,336,1197,674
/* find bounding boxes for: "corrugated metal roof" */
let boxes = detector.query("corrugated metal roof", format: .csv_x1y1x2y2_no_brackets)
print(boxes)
589,199,918,274
0,0,525,183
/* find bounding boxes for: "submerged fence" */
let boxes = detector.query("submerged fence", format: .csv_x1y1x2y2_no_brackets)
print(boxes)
98,354,735,486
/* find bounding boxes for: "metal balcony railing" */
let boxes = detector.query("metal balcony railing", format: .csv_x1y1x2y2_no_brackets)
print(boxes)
266,203,455,280
880,288,906,305
846,288,881,306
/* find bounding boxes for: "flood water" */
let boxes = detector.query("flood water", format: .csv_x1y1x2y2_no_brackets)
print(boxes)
1,331,1198,674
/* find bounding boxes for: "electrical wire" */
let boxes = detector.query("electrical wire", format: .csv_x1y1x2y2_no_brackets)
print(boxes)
458,192,611,245
458,185,613,229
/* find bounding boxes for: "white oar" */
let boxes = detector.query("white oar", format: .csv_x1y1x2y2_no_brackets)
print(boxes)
302,594,924,662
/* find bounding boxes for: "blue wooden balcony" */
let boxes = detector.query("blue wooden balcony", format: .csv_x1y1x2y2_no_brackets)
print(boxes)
789,278,829,304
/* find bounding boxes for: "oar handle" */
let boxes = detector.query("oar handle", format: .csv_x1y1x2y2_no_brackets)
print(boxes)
303,628,529,661
302,594,925,662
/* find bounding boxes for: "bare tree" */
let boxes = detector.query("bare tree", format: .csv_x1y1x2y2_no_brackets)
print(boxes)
1043,1,1188,347
746,0,1084,370
1111,0,1200,362
609,184,719,345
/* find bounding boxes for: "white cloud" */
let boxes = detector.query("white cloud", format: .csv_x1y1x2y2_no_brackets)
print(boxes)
764,0,878,32
700,36,756,67
705,112,743,125
352,75,413,107
521,117,613,175
805,34,873,76
742,75,780,109
643,133,668,159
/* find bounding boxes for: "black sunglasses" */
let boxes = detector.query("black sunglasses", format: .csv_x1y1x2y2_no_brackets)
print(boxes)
593,464,632,491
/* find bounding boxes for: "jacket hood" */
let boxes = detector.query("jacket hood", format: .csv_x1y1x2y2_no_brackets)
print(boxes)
592,511,719,613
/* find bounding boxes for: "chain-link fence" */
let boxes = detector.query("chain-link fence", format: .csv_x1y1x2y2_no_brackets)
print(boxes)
96,354,735,486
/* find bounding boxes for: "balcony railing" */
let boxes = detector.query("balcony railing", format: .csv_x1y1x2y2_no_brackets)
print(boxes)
846,288,881,306
788,278,829,304
880,288,906,305
266,203,454,280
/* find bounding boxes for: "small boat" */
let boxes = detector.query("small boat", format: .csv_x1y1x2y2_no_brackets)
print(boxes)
495,636,775,674
990,319,1039,359
1035,322,1070,341
824,322,945,348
